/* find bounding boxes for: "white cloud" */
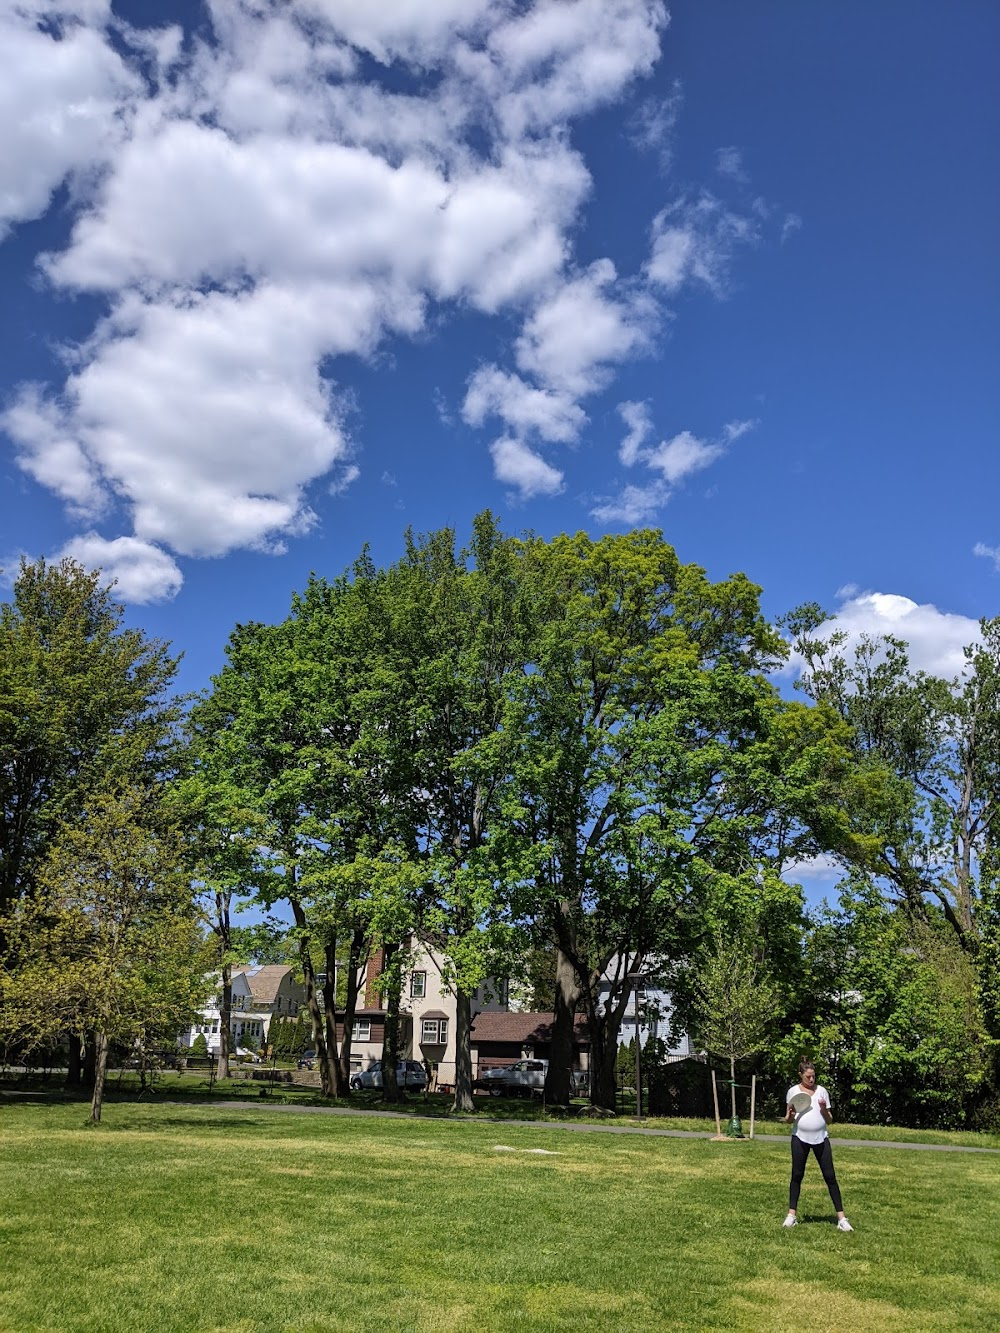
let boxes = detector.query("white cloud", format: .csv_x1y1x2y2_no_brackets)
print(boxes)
594,417,754,527
974,541,1000,572
590,480,669,526
780,212,802,244
6,280,392,559
515,259,656,397
463,366,586,443
791,591,981,680
477,0,667,139
647,193,760,296
715,146,747,182
293,0,494,66
57,534,182,604
628,80,683,164
490,437,564,499
329,465,361,496
722,418,756,443
4,0,758,586
617,400,653,466
645,429,724,484
781,854,841,884
0,7,139,238
2,386,107,520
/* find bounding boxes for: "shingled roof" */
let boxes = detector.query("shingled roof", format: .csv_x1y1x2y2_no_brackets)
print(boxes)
231,965,296,1005
470,1011,589,1044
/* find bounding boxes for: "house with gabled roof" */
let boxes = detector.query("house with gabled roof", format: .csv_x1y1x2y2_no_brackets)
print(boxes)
470,1010,590,1078
231,964,307,1041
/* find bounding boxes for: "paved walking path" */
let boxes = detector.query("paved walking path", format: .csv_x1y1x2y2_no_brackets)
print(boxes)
163,1098,1000,1155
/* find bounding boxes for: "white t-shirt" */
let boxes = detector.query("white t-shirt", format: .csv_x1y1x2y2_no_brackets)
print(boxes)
787,1084,830,1145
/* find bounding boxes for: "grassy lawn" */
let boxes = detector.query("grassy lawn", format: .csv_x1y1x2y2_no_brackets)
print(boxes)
6,1071,1000,1146
2,1101,999,1332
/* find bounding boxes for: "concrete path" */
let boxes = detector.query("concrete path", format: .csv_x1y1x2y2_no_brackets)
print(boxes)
161,1099,1000,1155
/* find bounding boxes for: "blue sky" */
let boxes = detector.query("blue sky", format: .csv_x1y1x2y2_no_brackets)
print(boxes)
2,2,998,900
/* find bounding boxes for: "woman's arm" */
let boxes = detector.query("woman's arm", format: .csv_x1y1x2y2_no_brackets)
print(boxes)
818,1090,833,1123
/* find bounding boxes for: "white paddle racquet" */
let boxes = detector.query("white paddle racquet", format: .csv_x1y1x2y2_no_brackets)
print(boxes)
789,1090,813,1115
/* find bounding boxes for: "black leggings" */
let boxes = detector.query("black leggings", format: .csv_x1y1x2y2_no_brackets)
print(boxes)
789,1136,843,1212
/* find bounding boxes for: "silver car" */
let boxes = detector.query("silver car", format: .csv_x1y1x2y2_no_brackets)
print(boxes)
350,1059,427,1092
477,1059,548,1097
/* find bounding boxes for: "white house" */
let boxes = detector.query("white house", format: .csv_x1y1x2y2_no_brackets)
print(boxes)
181,965,307,1054
180,970,258,1053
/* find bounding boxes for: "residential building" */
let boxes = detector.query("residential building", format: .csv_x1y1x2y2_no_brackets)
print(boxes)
470,1011,590,1076
180,969,258,1053
231,964,307,1042
359,940,511,1089
182,965,308,1054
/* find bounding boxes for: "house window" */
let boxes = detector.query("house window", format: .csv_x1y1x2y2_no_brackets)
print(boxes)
351,1020,371,1042
211,1022,219,1034
498,978,509,1005
410,971,426,999
276,997,282,1011
421,1018,448,1045
290,1001,298,1015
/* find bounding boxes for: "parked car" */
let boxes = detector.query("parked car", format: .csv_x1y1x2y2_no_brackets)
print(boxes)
477,1059,548,1098
297,1049,317,1070
350,1060,427,1092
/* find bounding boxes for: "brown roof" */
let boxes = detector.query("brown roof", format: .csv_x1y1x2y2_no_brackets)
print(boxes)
232,965,296,1004
470,1011,589,1044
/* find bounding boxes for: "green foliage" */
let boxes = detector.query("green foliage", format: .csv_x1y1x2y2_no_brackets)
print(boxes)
190,1033,209,1058
693,932,779,1067
0,557,181,916
0,786,210,1067
774,885,995,1128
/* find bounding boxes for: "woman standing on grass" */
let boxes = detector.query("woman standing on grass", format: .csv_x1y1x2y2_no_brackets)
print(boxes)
783,1059,853,1231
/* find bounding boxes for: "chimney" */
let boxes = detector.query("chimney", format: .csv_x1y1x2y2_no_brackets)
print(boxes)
364,947,385,1009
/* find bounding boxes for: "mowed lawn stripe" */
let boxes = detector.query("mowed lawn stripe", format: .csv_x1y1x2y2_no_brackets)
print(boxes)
1,1103,998,1332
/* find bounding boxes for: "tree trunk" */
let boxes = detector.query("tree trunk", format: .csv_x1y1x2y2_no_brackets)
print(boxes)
587,1012,619,1112
216,890,232,1082
290,899,333,1097
66,1032,83,1088
322,939,348,1097
544,948,581,1105
583,976,633,1113
83,1030,97,1090
730,1054,737,1120
380,940,402,1103
217,960,232,1082
452,989,474,1113
90,1029,109,1124
337,927,367,1094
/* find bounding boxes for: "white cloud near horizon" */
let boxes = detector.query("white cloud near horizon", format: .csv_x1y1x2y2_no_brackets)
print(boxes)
787,590,981,681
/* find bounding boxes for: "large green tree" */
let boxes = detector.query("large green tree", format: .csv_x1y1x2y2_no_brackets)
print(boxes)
0,558,181,921
377,515,531,1112
495,531,858,1109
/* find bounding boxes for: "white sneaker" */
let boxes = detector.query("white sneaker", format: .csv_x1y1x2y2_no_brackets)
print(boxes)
837,1218,854,1232
782,1214,798,1228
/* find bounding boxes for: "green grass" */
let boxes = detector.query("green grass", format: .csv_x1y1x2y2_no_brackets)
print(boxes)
6,1072,1000,1145
2,1101,999,1331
